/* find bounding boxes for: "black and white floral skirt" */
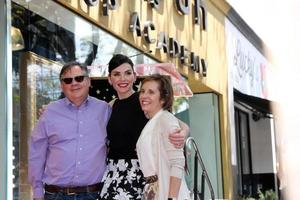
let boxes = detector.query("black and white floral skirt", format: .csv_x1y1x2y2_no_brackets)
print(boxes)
99,159,146,200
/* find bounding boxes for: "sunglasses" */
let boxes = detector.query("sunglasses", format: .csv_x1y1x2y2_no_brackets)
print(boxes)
61,75,87,84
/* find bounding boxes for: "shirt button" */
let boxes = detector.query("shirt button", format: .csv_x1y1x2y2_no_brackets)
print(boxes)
78,161,81,164
79,147,82,150
79,121,83,124
80,134,83,137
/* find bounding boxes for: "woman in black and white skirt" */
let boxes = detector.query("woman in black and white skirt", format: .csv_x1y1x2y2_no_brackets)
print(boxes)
99,54,188,199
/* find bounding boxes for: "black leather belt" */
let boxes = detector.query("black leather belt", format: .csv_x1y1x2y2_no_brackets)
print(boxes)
44,183,100,195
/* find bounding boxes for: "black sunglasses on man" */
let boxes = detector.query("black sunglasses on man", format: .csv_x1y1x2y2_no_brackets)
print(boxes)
61,75,87,84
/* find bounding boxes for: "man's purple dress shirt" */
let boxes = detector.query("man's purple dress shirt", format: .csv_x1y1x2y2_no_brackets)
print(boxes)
29,96,111,198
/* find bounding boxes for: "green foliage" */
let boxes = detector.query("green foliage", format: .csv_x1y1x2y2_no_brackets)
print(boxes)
239,196,256,200
257,189,277,200
173,97,188,114
239,189,277,200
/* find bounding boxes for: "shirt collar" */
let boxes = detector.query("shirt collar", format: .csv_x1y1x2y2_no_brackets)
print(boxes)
63,95,90,108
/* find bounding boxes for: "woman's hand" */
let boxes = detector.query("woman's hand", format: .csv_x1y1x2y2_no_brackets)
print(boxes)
38,104,48,117
169,128,186,149
169,119,189,149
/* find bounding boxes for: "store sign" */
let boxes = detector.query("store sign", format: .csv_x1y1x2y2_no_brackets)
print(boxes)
129,12,207,77
128,7,207,77
175,0,208,30
83,0,207,27
55,0,208,77
225,19,275,100
84,0,117,16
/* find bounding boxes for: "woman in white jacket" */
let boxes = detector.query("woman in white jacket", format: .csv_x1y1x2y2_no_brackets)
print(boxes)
137,74,190,200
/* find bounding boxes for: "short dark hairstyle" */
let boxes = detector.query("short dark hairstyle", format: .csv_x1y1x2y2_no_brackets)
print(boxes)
141,74,174,112
59,61,88,80
108,54,134,74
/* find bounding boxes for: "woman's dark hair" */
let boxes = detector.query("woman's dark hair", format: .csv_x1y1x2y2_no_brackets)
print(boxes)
59,61,88,80
141,74,174,112
108,54,134,73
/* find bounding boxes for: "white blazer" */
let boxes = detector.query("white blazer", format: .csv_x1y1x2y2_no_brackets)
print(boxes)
136,109,190,200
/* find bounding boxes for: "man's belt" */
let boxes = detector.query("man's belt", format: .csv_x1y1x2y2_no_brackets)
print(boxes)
44,183,101,195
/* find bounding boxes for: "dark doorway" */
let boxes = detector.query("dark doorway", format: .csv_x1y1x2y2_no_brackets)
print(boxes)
235,108,254,197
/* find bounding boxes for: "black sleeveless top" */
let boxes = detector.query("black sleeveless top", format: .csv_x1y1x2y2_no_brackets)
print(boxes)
107,92,148,159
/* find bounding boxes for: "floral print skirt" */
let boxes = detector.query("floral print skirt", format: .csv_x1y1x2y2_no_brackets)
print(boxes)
99,159,146,200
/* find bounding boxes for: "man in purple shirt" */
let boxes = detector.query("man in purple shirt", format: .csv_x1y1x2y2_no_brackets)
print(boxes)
28,62,111,200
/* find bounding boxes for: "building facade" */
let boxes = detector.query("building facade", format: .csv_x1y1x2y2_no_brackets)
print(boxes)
226,9,278,199
1,0,276,199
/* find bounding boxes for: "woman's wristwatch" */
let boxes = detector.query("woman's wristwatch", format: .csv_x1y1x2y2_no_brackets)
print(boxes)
168,198,176,200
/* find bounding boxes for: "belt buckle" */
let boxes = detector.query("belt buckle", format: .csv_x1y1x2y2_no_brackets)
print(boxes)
66,187,76,195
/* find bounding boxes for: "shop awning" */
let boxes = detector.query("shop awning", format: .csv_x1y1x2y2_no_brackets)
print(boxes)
135,63,193,97
234,89,274,114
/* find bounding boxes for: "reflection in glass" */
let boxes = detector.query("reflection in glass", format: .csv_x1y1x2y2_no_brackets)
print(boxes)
11,26,25,51
17,52,62,199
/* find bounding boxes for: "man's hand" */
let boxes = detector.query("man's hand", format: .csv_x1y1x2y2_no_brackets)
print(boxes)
34,198,44,200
